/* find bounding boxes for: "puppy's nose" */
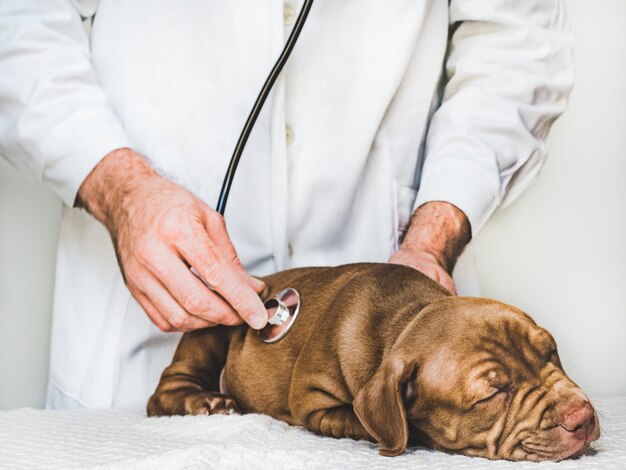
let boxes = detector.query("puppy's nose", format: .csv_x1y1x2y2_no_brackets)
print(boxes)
561,401,596,441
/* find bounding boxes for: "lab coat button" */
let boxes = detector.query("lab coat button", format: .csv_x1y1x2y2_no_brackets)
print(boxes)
283,3,296,26
285,125,295,145
288,244,294,258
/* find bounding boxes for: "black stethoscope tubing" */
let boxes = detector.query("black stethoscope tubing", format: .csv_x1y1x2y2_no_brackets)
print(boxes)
216,0,315,216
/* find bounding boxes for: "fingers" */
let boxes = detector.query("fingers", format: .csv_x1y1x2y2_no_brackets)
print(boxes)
107,172,266,331
201,207,266,294
438,271,457,295
145,247,244,327
422,265,456,294
135,273,217,332
129,205,265,331
388,248,457,294
176,225,268,330
182,248,268,330
133,291,175,332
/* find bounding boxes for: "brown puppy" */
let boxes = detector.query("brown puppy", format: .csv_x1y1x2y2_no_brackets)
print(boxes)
148,263,600,461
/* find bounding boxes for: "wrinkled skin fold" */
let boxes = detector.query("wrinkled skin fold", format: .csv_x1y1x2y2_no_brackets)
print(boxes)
148,263,600,461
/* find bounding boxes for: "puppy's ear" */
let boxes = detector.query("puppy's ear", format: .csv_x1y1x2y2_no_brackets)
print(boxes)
353,355,415,456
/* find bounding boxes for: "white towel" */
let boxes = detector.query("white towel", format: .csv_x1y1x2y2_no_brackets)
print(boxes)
0,397,624,469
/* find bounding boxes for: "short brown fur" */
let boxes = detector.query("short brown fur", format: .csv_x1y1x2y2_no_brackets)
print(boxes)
148,263,599,461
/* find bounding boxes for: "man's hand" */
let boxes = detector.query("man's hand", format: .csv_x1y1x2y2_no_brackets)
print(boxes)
388,201,471,294
76,148,268,332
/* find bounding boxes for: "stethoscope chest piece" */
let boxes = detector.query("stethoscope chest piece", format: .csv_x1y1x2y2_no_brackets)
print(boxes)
258,288,301,343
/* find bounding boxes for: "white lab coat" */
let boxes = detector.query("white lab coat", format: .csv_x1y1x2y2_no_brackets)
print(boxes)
0,0,573,411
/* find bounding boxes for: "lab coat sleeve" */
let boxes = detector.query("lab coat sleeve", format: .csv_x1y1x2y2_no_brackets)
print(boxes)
0,0,130,207
414,0,574,235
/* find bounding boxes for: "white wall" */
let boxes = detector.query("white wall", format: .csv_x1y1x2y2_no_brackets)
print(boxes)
0,0,624,409
474,0,626,398
0,158,59,409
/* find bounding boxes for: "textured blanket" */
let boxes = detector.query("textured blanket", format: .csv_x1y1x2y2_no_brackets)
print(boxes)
0,397,624,469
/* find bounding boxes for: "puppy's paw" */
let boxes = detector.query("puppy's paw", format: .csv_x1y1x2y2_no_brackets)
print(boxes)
183,391,240,416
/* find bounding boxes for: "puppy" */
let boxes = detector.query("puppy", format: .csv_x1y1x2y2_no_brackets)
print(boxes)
148,263,600,461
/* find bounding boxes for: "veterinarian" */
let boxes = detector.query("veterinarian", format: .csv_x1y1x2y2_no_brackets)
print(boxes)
0,1,573,410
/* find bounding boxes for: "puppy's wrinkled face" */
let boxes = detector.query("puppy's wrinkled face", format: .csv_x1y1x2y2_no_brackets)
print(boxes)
408,298,600,461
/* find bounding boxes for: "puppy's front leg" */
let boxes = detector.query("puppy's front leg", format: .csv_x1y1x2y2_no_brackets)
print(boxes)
306,404,374,442
147,326,237,417
292,382,372,441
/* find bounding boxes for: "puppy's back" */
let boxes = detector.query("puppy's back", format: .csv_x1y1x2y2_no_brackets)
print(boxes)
222,263,450,423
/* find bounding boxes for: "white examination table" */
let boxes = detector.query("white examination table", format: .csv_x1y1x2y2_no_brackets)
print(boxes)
0,397,624,469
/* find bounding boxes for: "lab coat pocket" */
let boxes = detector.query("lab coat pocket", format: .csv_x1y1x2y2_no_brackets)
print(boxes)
393,182,417,250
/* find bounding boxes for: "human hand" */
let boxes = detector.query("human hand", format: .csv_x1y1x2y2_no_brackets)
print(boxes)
76,148,267,332
388,247,456,294
388,201,471,295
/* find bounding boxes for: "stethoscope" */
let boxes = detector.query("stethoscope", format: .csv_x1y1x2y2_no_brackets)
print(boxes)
197,0,314,343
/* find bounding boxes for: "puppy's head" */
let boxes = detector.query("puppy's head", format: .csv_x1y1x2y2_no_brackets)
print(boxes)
353,297,600,461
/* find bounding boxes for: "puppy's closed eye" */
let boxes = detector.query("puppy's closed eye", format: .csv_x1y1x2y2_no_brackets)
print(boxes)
473,384,512,407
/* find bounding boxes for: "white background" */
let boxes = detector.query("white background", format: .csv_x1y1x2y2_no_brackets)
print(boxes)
0,0,624,409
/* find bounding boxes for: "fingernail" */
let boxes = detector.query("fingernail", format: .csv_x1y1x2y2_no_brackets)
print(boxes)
249,312,267,330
